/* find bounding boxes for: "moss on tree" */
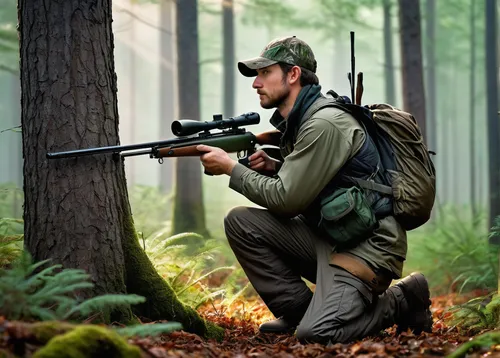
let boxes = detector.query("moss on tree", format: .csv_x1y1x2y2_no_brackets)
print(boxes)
23,321,75,344
32,325,141,358
121,208,224,341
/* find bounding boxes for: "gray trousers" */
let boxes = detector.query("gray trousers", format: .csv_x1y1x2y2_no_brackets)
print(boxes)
224,206,404,344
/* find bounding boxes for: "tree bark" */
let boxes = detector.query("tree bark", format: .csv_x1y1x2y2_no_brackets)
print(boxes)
383,0,396,105
222,0,235,118
18,0,222,338
20,0,130,302
398,0,427,140
127,0,137,187
173,0,208,237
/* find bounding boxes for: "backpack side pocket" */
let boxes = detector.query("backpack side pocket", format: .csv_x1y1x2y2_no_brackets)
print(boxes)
319,187,377,246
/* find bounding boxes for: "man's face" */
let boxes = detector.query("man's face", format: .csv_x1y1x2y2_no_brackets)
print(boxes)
252,64,290,109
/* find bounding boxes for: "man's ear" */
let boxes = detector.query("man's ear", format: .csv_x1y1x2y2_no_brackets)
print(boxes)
288,66,302,85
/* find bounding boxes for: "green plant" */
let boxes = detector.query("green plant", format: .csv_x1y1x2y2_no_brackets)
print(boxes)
0,252,144,321
142,226,236,308
446,293,500,333
489,215,500,242
0,183,23,218
0,217,23,267
404,206,498,295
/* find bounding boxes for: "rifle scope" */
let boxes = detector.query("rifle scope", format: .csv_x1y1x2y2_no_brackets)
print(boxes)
171,112,260,137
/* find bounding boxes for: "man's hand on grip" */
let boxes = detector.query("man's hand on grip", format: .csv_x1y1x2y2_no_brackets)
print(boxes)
248,150,280,173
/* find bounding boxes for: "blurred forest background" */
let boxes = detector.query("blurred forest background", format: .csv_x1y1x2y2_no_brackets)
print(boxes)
1,0,500,303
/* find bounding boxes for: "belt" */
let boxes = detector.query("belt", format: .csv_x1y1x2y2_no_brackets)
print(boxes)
330,253,392,293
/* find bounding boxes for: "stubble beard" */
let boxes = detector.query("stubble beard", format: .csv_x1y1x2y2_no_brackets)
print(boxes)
260,85,290,110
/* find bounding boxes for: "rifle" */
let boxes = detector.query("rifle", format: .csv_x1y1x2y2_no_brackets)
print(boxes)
347,31,364,105
46,112,282,173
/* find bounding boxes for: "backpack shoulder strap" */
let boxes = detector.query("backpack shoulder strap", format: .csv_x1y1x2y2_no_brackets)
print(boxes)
300,97,342,126
301,95,395,196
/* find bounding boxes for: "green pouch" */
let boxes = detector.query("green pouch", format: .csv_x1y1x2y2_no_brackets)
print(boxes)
318,186,377,245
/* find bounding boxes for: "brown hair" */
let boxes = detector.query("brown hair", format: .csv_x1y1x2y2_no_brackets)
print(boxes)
279,63,319,86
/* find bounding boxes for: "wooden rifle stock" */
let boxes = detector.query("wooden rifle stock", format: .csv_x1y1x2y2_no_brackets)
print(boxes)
155,146,201,158
255,130,282,146
355,72,364,105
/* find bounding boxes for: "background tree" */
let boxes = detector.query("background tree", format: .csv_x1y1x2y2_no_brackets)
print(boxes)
159,0,176,195
222,0,235,118
398,0,426,138
485,0,500,231
0,1,21,217
382,0,396,105
18,0,221,338
172,0,209,236
0,0,18,75
424,0,436,153
241,0,299,39
469,0,477,217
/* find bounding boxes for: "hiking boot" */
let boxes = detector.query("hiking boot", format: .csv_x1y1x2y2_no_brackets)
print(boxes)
391,272,433,334
259,317,299,334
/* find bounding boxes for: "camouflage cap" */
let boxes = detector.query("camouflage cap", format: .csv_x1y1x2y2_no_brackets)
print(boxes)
238,36,317,77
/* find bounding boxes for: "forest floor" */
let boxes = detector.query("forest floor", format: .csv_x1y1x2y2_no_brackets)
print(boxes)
1,291,498,358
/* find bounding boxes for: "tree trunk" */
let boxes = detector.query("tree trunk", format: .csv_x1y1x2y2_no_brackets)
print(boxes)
222,0,235,118
127,0,137,187
485,0,500,233
10,75,22,218
159,0,176,195
469,0,477,218
18,0,222,338
383,0,396,105
20,0,130,303
425,0,436,153
398,0,427,140
451,67,460,203
173,0,208,236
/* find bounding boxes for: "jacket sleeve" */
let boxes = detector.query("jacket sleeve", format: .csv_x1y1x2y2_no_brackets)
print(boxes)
229,113,364,217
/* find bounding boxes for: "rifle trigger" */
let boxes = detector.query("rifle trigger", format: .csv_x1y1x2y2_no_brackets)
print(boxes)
158,158,164,164
238,156,251,168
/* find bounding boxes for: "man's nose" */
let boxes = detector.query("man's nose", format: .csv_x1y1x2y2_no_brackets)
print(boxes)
252,77,262,88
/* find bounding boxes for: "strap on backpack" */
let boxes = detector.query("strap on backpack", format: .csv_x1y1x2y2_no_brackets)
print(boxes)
301,96,394,197
347,177,393,195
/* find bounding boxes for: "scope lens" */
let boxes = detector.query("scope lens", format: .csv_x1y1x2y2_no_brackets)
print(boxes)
171,121,183,136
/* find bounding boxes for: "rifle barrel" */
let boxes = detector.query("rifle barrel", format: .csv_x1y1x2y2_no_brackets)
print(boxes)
46,138,182,159
350,31,355,104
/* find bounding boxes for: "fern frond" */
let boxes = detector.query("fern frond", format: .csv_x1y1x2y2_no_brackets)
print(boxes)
0,235,23,244
115,322,183,338
162,232,204,248
64,294,146,319
194,289,227,309
176,266,234,296
222,281,251,308
29,307,59,321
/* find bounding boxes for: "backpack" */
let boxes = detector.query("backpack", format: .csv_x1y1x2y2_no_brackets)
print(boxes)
311,92,436,231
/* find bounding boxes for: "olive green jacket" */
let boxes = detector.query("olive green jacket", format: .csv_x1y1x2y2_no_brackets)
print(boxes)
229,105,407,278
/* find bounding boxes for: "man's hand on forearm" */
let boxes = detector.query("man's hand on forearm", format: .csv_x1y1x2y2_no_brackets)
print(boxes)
197,145,237,175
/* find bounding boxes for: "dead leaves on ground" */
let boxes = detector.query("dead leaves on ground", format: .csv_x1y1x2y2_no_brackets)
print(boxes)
1,293,499,358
